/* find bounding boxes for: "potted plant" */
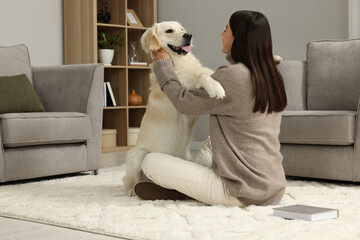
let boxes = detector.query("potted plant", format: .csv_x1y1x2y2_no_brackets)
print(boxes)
98,30,121,65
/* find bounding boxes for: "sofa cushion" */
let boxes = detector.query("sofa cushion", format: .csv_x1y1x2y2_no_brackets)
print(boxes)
280,110,356,145
0,112,91,148
307,39,360,111
0,44,33,84
0,74,45,114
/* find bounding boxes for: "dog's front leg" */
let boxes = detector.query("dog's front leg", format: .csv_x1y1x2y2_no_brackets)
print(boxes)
122,148,149,196
197,71,225,99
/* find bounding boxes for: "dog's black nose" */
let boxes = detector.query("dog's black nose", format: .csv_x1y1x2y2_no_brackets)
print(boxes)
183,33,192,40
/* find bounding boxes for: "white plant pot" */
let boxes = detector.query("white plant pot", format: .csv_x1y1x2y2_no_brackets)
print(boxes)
98,49,115,66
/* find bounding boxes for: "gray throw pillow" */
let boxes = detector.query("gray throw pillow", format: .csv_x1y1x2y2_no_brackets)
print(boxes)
0,74,45,114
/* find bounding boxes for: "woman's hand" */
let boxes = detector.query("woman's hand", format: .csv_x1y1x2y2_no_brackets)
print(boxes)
152,49,171,64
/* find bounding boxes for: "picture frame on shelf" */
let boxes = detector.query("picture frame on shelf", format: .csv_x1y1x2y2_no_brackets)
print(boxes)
126,9,144,27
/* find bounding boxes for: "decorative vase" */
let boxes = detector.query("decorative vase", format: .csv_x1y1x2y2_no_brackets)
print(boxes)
128,41,139,64
98,49,114,66
128,89,143,106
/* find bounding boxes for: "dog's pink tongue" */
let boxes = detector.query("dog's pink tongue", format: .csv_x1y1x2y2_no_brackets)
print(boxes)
181,45,192,53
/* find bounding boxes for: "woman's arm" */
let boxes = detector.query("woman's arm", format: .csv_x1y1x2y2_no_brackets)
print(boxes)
153,59,227,115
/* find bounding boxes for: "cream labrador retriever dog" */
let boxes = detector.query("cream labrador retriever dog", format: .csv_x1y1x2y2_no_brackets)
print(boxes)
122,21,225,194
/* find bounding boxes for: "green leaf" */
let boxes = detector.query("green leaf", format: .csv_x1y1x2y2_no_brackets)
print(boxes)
97,31,123,49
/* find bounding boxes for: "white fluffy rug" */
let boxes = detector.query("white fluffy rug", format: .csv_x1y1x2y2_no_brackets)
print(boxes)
0,165,360,240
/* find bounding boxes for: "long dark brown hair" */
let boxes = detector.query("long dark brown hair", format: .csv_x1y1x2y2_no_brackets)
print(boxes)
230,10,287,113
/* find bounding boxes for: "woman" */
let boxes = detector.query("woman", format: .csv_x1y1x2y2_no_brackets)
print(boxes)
134,10,287,206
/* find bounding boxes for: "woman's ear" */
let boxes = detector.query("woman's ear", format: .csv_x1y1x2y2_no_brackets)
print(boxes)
141,23,160,52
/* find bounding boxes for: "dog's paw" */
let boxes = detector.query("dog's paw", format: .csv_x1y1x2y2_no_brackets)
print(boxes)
273,55,283,65
122,180,136,196
122,175,134,190
205,78,225,99
127,188,136,197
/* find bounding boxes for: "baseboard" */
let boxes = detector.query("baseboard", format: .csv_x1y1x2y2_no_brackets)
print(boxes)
190,141,202,151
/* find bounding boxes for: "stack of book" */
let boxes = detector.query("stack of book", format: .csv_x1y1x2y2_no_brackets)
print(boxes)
104,82,116,107
273,204,339,222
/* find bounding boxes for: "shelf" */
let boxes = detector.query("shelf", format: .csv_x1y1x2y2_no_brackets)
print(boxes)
127,26,149,31
97,24,150,31
128,105,147,109
64,0,156,151
105,65,127,69
97,23,126,28
105,65,150,69
104,106,127,110
103,106,147,110
102,145,132,153
128,65,150,69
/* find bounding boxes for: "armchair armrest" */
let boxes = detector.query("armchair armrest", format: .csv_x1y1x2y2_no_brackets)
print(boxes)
354,97,360,180
32,64,104,171
277,61,307,111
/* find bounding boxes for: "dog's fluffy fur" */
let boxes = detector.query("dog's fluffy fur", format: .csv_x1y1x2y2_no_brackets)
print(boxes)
122,21,225,194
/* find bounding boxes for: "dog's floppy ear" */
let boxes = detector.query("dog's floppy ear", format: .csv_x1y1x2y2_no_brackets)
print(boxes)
141,23,160,52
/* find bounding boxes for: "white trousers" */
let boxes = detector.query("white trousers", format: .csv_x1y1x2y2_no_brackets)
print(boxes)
141,138,244,206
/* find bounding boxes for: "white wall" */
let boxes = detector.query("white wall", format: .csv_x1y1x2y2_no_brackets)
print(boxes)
0,0,63,66
158,0,349,142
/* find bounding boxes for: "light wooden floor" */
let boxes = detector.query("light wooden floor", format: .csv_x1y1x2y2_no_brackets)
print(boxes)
0,151,129,240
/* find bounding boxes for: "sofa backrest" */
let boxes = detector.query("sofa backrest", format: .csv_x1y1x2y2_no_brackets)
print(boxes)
0,44,33,84
307,39,360,111
277,61,307,111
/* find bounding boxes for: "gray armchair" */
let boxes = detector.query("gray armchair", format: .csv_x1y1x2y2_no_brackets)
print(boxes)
278,39,360,181
0,44,104,182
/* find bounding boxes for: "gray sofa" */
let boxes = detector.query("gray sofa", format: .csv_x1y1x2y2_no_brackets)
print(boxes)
0,44,104,182
278,39,360,182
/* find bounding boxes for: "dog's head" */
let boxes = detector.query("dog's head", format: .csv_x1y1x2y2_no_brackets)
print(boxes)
141,21,193,56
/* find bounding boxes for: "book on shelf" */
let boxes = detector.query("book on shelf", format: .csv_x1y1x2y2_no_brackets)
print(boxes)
273,204,339,222
103,82,107,107
103,82,117,107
